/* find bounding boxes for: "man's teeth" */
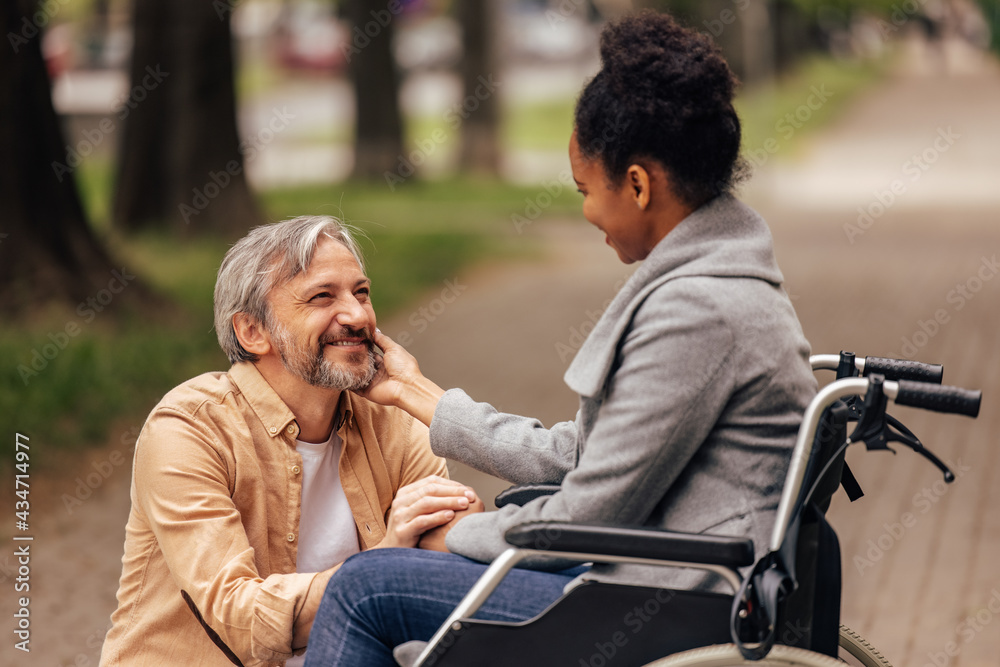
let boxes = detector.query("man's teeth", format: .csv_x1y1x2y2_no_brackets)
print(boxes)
327,341,361,346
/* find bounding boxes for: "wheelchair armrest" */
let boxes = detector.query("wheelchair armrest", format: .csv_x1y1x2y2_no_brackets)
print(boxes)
504,521,755,568
494,484,561,508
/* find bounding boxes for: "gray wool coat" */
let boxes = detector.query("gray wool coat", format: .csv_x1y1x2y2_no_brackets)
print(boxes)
432,194,818,591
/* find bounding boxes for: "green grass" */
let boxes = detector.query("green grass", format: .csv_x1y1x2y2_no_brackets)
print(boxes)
505,98,576,152
76,155,115,235
1,317,227,450
263,179,579,231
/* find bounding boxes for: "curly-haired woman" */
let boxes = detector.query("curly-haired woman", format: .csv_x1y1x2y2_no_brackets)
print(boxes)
302,10,816,666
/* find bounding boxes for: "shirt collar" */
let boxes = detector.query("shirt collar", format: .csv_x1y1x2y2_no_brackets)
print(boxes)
228,362,356,440
229,362,297,438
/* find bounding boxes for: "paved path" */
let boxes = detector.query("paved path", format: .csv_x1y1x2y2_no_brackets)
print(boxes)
5,39,999,667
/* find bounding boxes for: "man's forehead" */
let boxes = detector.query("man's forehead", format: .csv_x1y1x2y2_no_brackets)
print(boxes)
272,240,367,294
289,243,368,284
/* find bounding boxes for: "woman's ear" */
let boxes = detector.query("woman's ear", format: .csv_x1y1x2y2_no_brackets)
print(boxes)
627,164,652,211
233,312,271,357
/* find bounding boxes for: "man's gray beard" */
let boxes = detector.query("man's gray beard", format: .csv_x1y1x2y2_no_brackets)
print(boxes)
269,322,377,391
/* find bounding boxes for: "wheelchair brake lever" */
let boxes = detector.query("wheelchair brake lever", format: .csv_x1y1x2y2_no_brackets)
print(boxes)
884,414,955,483
848,383,956,483
848,375,895,454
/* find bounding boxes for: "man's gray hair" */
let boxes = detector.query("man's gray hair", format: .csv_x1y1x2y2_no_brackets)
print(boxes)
214,216,366,364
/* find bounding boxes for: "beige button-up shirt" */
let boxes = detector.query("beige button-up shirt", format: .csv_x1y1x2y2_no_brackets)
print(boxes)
100,362,448,666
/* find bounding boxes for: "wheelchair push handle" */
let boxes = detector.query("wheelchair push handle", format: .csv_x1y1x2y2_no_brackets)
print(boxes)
863,356,944,383
811,352,944,383
893,380,981,417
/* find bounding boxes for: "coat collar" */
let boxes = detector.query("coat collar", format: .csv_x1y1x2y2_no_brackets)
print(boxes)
563,195,784,399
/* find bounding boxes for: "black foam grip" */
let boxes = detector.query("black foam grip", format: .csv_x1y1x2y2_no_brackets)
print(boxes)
504,521,755,568
895,380,981,417
865,357,944,383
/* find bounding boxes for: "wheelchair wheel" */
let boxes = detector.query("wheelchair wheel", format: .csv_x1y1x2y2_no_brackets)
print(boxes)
837,625,893,667
643,644,844,666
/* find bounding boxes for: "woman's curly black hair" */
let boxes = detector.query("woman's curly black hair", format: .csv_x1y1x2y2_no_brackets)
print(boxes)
574,10,747,207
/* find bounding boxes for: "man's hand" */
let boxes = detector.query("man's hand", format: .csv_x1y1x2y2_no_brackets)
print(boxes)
376,475,478,549
418,495,485,552
357,330,445,427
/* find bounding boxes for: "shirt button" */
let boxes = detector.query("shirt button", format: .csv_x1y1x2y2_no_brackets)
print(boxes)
268,426,277,434
287,424,295,434
291,465,301,475
287,533,295,542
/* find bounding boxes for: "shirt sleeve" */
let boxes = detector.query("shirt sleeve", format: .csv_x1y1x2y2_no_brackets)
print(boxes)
443,281,737,566
398,411,449,487
133,408,321,664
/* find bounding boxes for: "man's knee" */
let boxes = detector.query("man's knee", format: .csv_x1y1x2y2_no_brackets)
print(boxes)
326,549,437,601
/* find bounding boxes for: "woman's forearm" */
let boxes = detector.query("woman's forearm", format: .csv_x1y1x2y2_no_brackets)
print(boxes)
396,374,446,427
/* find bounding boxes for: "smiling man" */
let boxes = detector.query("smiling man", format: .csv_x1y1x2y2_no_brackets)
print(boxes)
100,217,477,667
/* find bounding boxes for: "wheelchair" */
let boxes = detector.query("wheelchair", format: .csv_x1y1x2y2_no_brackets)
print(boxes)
393,352,981,667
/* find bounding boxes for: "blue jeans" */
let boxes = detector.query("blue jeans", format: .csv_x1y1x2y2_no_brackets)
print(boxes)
303,549,586,667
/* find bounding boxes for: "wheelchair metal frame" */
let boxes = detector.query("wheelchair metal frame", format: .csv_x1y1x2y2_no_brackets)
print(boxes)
409,354,980,667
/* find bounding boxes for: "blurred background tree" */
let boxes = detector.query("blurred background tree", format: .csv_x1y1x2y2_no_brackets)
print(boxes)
0,0,141,315
456,0,500,176
978,0,1000,50
342,0,405,179
113,0,261,234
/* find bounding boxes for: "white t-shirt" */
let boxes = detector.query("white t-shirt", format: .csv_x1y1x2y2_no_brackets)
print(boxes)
286,430,361,666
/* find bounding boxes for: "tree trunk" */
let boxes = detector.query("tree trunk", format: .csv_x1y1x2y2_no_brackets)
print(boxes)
456,0,501,176
0,0,137,315
740,0,776,85
113,0,260,235
343,0,405,180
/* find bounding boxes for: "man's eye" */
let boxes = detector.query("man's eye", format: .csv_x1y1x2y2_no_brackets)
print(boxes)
310,292,331,301
576,189,586,196
356,288,370,299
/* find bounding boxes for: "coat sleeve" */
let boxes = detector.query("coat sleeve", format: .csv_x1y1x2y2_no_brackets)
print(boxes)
430,389,582,485
442,281,737,566
133,408,321,664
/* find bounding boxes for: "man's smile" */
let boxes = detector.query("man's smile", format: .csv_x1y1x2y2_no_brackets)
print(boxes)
326,339,366,347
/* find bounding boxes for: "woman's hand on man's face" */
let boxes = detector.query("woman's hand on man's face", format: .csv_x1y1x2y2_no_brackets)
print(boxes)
356,329,447,427
357,329,422,408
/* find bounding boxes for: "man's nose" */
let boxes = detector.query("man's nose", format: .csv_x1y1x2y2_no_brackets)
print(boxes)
336,297,369,329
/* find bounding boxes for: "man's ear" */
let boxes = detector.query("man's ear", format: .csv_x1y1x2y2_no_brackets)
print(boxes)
627,164,652,211
233,313,271,357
